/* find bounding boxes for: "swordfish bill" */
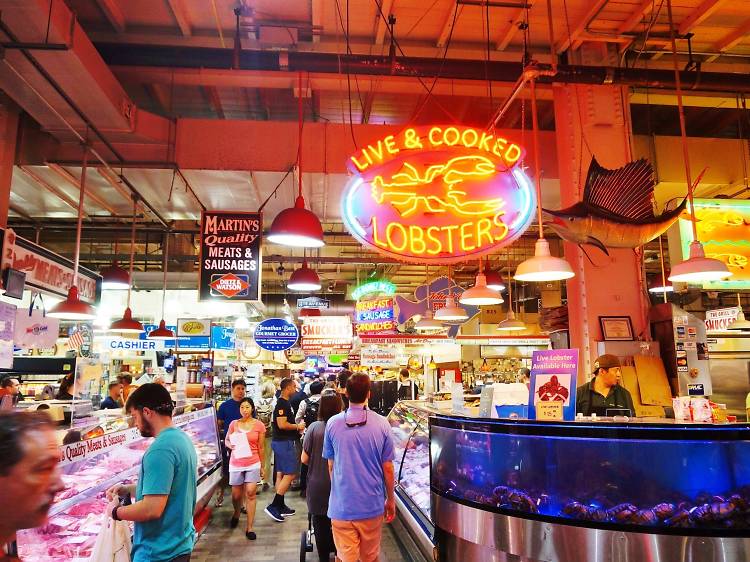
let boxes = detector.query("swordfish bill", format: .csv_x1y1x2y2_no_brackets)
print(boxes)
543,157,687,254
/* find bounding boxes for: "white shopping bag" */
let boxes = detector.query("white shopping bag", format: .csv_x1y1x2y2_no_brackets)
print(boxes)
14,294,59,349
87,512,131,562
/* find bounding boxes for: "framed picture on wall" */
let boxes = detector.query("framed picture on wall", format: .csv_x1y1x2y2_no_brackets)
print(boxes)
599,316,634,341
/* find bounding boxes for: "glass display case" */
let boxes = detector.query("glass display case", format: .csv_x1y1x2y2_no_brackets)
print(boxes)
16,404,222,561
430,415,750,534
388,401,433,524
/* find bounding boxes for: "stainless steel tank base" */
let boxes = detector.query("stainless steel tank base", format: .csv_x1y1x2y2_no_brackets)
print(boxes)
433,493,750,562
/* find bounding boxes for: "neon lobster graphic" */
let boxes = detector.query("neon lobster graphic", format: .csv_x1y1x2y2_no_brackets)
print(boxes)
370,155,506,218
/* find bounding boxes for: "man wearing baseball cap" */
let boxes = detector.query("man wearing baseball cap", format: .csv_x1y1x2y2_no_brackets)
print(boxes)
575,354,635,417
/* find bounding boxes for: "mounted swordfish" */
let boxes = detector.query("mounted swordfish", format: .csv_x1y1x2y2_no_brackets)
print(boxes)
544,157,687,255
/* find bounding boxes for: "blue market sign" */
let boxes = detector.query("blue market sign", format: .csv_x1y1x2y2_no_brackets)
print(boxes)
297,296,330,309
211,325,236,350
253,318,299,351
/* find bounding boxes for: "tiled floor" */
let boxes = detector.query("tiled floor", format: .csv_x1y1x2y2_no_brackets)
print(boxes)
192,488,412,562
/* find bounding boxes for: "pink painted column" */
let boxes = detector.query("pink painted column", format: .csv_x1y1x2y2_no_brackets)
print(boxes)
552,44,649,374
0,96,19,227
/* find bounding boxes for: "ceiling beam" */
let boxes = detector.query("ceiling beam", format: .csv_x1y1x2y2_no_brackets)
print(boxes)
95,0,126,34
9,204,34,222
711,18,750,54
166,0,192,37
496,3,531,51
311,0,323,43
374,0,395,45
437,1,460,48
111,67,550,100
18,166,86,215
205,86,225,119
144,83,172,115
616,0,656,34
248,171,263,207
97,167,136,202
556,0,609,53
678,0,729,36
360,90,375,124
46,163,119,216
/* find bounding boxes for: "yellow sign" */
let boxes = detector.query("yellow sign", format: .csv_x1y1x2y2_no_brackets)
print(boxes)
177,318,210,337
480,305,505,324
536,401,564,421
679,199,750,289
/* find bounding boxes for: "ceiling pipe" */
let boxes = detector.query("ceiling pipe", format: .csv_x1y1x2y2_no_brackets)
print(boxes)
96,44,750,94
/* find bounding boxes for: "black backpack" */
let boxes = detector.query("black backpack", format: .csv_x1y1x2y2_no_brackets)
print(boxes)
303,396,321,427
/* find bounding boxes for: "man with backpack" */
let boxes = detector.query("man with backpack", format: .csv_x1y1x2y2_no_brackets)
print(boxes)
295,380,324,498
296,380,324,428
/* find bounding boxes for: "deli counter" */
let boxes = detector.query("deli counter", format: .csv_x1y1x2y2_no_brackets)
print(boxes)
388,402,750,562
15,403,222,561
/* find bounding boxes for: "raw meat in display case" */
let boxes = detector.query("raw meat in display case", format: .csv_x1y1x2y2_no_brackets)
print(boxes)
387,401,435,522
15,405,222,561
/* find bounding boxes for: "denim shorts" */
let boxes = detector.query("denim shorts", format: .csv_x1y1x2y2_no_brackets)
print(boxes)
272,439,299,475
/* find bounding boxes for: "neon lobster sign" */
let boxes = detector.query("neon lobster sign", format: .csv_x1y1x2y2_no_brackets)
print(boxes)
342,125,535,264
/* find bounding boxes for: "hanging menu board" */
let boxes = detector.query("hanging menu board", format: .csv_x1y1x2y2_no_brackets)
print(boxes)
199,211,262,301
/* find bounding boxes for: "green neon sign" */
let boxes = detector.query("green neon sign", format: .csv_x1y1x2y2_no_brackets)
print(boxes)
352,280,397,300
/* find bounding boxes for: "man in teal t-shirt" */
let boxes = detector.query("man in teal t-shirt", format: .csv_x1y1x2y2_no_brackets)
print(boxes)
107,383,198,562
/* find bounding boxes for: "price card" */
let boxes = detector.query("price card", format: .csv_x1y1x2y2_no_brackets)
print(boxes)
478,386,494,418
536,401,564,421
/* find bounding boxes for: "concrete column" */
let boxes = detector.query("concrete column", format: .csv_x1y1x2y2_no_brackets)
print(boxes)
553,44,649,374
0,95,20,227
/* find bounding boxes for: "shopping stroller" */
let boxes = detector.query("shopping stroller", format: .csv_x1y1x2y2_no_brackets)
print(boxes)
299,513,314,561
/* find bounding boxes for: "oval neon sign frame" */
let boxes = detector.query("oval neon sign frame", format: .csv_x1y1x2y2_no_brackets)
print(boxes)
341,125,536,264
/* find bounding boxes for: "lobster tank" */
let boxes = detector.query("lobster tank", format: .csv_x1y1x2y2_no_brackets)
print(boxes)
430,415,750,562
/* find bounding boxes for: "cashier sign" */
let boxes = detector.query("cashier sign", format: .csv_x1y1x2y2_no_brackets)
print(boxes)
342,125,535,264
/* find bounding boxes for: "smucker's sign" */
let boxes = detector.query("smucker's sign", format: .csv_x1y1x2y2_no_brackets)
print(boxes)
341,125,535,264
199,211,262,301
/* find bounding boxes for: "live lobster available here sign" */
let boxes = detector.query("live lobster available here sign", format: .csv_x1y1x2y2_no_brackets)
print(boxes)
199,211,262,301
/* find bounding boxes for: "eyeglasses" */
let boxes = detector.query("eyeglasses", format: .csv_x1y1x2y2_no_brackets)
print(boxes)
344,408,368,428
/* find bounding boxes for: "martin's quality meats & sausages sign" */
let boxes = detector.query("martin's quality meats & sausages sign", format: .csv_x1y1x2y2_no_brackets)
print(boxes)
199,211,262,301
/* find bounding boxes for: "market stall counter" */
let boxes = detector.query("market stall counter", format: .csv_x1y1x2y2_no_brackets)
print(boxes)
430,414,750,562
15,403,222,561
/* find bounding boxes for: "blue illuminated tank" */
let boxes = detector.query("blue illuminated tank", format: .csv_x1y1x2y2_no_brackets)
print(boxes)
430,415,750,533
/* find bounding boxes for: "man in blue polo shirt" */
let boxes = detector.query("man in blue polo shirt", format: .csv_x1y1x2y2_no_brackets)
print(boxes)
323,373,395,562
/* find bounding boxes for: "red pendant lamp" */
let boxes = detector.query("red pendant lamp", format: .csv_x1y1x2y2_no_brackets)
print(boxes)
484,266,506,292
99,255,130,290
267,72,325,248
110,198,144,333
288,258,322,292
49,148,97,320
149,231,175,340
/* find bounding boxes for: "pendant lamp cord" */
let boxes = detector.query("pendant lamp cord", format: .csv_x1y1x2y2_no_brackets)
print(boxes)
530,79,544,239
658,236,668,304
127,197,137,308
298,71,304,199
425,265,430,310
161,232,170,319
72,142,89,286
507,251,513,312
666,0,697,241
